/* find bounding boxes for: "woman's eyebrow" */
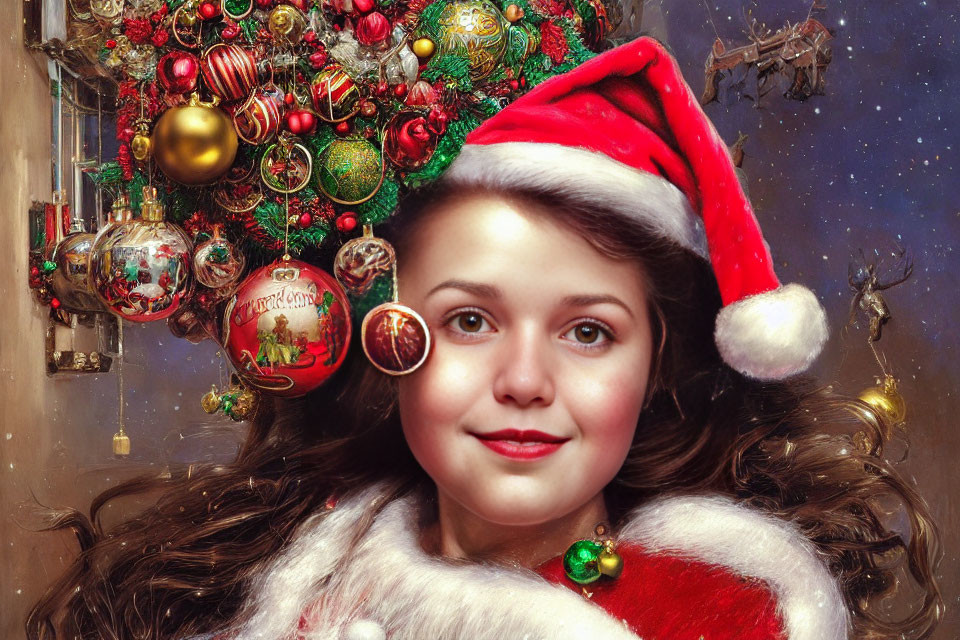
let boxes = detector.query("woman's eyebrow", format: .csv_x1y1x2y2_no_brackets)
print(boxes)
561,294,635,319
426,279,502,299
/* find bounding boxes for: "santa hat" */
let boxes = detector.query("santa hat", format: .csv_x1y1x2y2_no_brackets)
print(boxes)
441,37,828,380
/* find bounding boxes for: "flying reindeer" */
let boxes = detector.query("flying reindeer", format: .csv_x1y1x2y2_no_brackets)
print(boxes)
848,246,914,342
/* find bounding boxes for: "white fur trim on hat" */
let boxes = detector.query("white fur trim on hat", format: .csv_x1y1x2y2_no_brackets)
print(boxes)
620,495,850,640
444,142,709,258
714,283,829,380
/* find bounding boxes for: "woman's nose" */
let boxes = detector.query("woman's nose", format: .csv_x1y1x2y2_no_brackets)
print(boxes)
491,325,556,407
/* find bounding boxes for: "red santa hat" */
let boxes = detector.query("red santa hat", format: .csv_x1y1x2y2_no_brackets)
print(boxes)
441,37,828,380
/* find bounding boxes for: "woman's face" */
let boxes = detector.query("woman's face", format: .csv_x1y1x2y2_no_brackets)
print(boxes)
397,193,653,526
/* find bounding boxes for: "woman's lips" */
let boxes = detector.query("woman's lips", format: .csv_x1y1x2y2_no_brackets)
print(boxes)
471,429,570,460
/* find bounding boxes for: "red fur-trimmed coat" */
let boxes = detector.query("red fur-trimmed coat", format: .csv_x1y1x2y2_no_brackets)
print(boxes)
218,485,849,640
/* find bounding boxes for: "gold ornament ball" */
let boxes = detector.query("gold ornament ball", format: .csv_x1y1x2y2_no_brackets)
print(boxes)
131,132,152,162
201,387,221,414
151,95,238,185
412,37,436,59
268,5,307,44
597,551,624,579
858,380,906,424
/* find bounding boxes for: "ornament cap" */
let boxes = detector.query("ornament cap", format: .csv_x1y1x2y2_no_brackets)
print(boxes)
140,186,165,222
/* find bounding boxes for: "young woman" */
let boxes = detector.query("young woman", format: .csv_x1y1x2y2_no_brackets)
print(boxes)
28,38,941,640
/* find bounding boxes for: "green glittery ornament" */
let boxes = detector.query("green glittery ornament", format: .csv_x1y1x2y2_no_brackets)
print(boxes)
315,138,384,205
42,260,57,274
562,539,603,585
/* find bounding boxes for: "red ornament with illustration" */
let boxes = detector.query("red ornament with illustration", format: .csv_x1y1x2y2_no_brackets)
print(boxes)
223,260,352,397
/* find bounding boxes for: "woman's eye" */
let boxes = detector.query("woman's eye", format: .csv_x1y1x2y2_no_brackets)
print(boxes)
563,322,612,347
446,311,491,334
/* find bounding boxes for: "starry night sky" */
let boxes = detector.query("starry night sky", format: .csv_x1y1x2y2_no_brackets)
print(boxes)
42,0,959,633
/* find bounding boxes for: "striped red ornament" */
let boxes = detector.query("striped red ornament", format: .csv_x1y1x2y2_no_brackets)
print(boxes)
234,89,282,144
310,66,360,122
201,43,257,103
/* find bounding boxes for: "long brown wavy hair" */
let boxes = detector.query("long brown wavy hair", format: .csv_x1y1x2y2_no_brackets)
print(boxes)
27,183,943,639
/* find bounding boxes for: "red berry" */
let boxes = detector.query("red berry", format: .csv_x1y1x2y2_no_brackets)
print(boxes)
509,79,519,91
297,213,313,229
255,0,273,8
304,31,316,43
50,298,61,309
520,76,526,87
105,39,117,49
334,121,352,135
336,213,358,233
393,83,408,98
284,92,295,105
30,266,40,277
375,81,389,97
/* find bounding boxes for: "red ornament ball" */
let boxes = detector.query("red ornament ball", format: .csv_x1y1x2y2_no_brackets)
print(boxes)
353,0,376,13
336,212,358,233
224,260,352,397
105,39,118,49
157,50,200,95
298,212,313,229
50,297,62,309
30,266,40,277
198,2,220,19
393,83,409,98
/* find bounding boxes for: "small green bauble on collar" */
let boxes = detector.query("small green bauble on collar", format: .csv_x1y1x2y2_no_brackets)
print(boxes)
562,525,624,585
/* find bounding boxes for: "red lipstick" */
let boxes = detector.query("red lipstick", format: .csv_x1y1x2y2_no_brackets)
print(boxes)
471,429,569,460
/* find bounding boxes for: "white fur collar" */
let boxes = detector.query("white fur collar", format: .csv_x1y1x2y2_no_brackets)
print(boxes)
233,486,849,640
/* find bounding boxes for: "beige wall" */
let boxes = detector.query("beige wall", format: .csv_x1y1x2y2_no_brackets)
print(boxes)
0,2,61,637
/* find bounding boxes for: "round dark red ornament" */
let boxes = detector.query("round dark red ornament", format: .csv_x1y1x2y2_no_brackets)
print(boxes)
223,259,352,396
361,302,430,375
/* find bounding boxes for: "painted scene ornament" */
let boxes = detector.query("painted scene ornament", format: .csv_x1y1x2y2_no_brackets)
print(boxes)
224,259,351,396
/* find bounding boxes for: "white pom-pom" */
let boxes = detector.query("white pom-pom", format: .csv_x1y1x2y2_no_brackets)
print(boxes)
714,283,829,380
344,619,387,640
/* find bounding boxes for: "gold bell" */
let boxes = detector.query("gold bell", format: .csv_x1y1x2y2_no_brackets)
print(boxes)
131,131,152,162
597,540,623,579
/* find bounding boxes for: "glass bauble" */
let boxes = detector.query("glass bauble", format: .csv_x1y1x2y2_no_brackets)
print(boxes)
223,260,352,397
193,231,246,290
434,1,509,81
89,197,193,322
151,93,239,185
334,233,395,297
50,229,102,312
